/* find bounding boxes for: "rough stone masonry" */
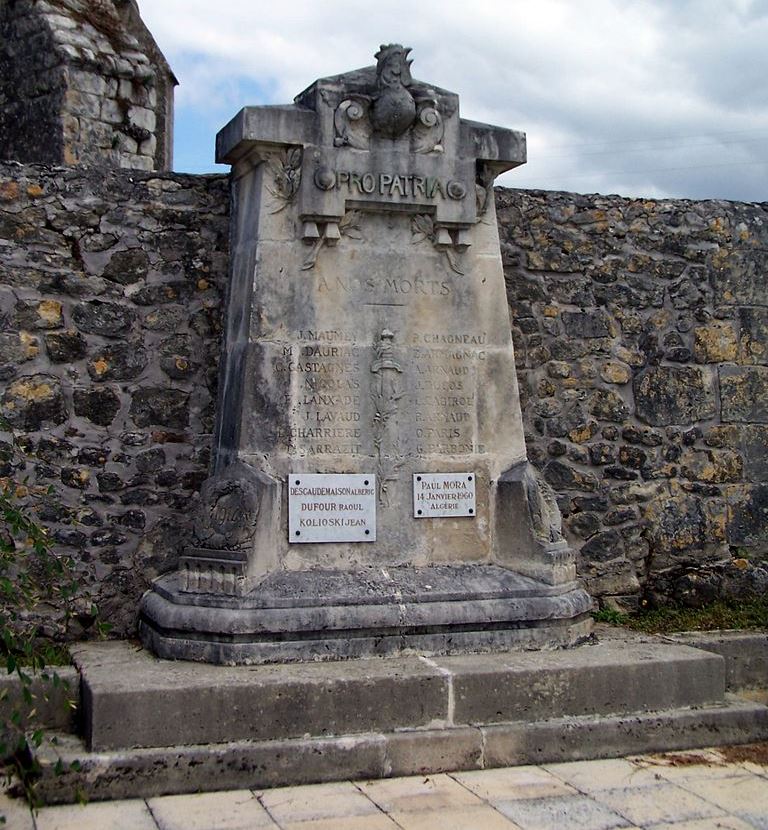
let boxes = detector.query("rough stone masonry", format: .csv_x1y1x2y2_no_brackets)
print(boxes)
1,174,767,641
0,11,766,643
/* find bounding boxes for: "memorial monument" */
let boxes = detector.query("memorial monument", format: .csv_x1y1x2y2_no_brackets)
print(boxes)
139,45,592,663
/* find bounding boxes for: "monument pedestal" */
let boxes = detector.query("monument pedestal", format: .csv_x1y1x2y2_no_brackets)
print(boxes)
140,565,591,664
140,44,592,663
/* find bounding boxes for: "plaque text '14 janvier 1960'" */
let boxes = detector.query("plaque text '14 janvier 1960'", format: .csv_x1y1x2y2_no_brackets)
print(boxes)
413,473,476,518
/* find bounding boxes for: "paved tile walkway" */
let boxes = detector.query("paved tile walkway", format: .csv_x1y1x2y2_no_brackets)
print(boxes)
4,745,768,829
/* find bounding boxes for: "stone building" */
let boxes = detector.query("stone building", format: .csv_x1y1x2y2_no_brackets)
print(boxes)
0,0,176,171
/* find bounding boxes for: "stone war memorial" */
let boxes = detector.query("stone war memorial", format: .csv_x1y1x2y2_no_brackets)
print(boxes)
138,43,592,663
0,3,767,805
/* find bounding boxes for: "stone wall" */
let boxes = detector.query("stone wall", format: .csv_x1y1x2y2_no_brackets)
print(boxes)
0,161,228,637
0,160,766,638
498,188,768,610
0,0,175,172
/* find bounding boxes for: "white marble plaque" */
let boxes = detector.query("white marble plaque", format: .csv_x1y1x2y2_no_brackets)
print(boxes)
289,474,376,543
413,472,476,518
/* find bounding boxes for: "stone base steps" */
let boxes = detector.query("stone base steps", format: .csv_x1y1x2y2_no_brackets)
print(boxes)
33,697,768,804
27,631,768,804
74,636,724,751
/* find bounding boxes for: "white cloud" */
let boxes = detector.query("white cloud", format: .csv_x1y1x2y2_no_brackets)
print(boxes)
139,0,768,200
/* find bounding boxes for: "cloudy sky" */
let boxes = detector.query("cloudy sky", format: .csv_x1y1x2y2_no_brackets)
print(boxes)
140,0,768,202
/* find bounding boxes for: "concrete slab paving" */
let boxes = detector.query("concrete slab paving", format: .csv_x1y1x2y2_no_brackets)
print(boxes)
678,774,768,830
636,749,755,782
357,772,484,813
34,798,159,830
24,745,768,830
391,805,522,829
493,792,632,830
148,789,277,829
543,758,664,791
646,818,757,830
588,782,727,826
0,786,34,830
259,780,381,823
452,765,578,800
279,815,399,830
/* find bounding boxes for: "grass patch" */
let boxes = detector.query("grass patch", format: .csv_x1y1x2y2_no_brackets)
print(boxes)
593,597,768,634
16,642,71,668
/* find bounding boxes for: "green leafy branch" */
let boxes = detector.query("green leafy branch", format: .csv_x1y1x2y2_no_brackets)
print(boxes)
0,421,82,810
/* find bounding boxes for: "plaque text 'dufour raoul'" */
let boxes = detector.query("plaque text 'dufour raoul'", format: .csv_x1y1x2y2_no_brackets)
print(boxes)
288,473,376,543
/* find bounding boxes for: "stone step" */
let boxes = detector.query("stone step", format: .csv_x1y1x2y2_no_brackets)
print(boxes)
74,635,726,752
33,696,768,804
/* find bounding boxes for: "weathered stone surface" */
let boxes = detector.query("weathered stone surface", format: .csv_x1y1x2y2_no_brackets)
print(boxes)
644,493,708,554
87,341,148,381
44,329,87,362
2,148,767,632
15,298,63,329
73,386,122,427
130,388,189,429
668,631,768,691
741,425,768,480
720,366,768,424
73,636,726,751
0,331,39,366
579,530,624,563
634,367,716,426
681,449,742,483
693,321,738,363
544,460,599,492
101,249,150,285
738,307,768,364
600,361,631,385
1,373,66,429
727,484,768,546
562,310,613,339
589,389,630,423
0,162,228,637
138,48,599,662
73,299,137,336
158,334,196,379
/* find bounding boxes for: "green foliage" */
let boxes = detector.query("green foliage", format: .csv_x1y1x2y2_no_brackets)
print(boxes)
0,420,77,807
591,607,630,626
594,597,768,634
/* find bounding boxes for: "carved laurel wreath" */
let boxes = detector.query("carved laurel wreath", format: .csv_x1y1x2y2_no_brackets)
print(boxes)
266,147,302,213
300,210,364,271
411,214,464,275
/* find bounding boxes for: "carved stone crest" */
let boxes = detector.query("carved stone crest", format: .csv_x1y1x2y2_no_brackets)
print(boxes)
333,44,444,154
